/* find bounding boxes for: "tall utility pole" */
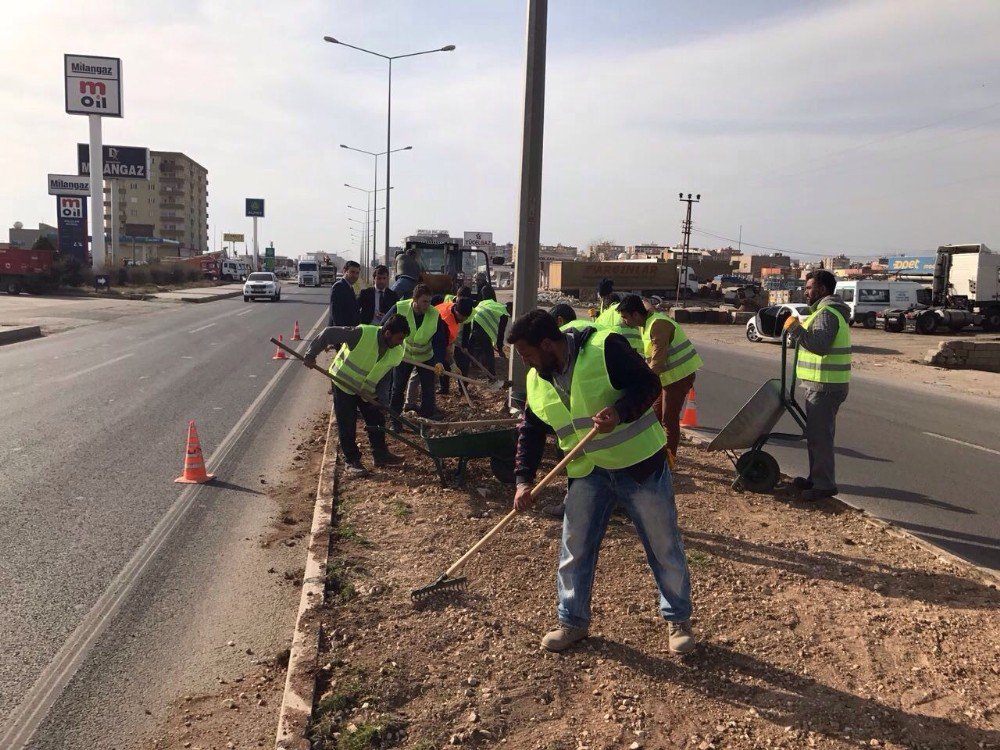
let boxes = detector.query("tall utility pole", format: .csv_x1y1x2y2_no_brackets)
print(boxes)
509,0,548,409
676,192,700,305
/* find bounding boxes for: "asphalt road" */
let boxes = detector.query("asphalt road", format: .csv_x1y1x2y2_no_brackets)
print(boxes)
0,285,333,748
685,331,1000,572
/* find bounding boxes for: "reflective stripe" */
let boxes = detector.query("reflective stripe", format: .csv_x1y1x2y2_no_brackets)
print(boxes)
586,410,660,451
667,346,699,370
339,357,369,379
796,361,851,372
828,346,852,355
555,425,576,439
666,339,693,357
795,305,852,384
572,416,594,429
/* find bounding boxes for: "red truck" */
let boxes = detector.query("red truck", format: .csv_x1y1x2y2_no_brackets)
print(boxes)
0,246,55,295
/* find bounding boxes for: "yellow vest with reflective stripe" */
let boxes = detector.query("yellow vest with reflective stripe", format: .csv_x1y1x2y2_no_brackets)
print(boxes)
526,329,666,478
641,312,703,385
795,305,852,384
328,325,403,398
472,299,508,345
396,299,439,363
594,302,620,327
560,320,594,332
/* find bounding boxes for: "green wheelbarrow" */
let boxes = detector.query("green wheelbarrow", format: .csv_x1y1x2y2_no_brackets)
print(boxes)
381,419,518,486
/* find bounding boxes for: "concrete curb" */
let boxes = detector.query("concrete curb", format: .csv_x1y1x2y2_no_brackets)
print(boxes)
274,408,339,750
174,290,244,303
681,428,1000,588
0,325,42,346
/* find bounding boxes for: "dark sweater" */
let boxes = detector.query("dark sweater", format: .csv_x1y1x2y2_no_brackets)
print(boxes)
514,328,663,486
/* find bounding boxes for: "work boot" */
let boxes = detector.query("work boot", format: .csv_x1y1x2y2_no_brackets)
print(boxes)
791,476,813,490
344,460,370,477
800,487,837,501
667,620,696,655
373,451,404,467
541,502,565,519
541,624,589,652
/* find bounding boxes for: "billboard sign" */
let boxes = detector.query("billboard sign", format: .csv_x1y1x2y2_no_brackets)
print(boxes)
57,196,89,263
245,198,265,218
264,246,275,272
64,54,122,117
887,256,935,274
77,144,149,179
464,231,493,245
223,233,245,243
48,173,91,197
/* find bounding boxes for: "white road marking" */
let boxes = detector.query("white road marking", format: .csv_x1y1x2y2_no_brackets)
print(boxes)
57,353,135,382
0,312,327,749
237,309,254,317
923,431,1000,457
181,356,194,359
188,323,216,334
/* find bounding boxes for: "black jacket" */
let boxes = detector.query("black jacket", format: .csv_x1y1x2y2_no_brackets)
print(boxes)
329,279,360,327
358,286,399,325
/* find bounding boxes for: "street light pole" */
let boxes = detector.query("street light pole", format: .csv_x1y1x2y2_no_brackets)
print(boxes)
341,144,411,266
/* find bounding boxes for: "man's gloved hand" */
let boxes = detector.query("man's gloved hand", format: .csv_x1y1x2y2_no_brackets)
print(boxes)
588,307,597,319
303,355,317,369
434,362,445,377
513,484,535,512
783,315,801,332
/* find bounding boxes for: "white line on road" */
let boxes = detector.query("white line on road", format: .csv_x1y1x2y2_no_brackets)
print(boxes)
188,323,216,334
237,309,254,317
0,312,327,749
923,431,1000,457
57,352,135,381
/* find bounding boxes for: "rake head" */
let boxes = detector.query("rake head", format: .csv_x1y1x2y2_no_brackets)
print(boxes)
410,573,468,603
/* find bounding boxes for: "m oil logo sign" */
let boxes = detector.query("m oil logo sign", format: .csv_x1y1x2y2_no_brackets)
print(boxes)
64,54,122,117
60,197,84,219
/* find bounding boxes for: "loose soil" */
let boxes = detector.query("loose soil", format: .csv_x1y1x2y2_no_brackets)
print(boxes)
310,388,1000,750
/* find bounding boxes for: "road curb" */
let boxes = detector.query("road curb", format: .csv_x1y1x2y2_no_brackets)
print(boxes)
274,408,339,749
0,325,42,346
175,291,244,303
681,428,1000,588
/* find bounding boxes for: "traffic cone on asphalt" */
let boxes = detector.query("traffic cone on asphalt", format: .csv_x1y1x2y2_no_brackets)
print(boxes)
272,334,289,360
291,320,302,341
174,420,215,484
680,388,699,428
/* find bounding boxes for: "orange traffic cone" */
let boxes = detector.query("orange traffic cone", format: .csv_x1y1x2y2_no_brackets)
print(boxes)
175,420,215,484
291,320,302,341
272,334,288,360
680,388,699,428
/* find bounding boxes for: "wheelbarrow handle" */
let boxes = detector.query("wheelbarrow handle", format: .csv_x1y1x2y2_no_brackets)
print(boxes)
445,425,600,577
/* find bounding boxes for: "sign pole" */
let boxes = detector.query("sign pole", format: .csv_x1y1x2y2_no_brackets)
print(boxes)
88,114,106,271
253,216,259,271
110,179,119,267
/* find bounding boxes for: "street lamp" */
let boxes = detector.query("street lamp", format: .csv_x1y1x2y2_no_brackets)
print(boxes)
345,183,392,268
324,36,455,269
341,143,412,265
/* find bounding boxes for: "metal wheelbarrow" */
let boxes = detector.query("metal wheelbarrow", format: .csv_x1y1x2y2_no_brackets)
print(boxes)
707,326,806,492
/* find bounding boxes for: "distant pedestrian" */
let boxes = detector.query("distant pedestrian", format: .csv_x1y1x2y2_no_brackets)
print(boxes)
783,269,851,501
330,261,361,327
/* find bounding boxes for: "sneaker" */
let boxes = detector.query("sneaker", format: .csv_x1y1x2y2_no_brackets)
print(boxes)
541,502,565,518
373,452,404,467
344,460,370,477
791,476,813,490
667,620,696,655
541,625,589,652
800,487,837,501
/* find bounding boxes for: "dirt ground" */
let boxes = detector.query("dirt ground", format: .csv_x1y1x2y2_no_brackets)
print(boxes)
143,412,331,750
305,386,1000,750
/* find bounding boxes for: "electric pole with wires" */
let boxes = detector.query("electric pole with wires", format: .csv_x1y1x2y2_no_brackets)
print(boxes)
676,192,700,304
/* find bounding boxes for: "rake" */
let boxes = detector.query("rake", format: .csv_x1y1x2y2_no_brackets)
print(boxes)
411,424,600,603
455,344,511,390
404,357,509,393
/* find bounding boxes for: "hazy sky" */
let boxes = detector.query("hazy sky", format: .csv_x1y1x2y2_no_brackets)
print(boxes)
2,0,999,261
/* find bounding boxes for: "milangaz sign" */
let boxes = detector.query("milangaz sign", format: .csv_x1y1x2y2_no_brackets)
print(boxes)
77,144,149,179
65,54,122,117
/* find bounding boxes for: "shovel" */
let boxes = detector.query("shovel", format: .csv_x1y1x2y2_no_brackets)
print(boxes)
404,358,507,393
455,344,511,390
269,337,421,432
411,425,600,603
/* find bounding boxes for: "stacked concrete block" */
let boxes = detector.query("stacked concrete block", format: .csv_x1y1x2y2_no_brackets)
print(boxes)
925,340,1000,372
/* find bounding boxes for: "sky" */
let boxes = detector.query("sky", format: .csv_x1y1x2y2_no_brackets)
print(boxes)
2,0,999,262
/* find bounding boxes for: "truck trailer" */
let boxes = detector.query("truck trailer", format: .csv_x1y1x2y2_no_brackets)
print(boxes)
0,246,56,295
546,260,699,300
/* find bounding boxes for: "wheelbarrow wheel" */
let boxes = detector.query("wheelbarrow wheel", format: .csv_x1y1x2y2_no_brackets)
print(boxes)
489,457,516,485
734,450,779,493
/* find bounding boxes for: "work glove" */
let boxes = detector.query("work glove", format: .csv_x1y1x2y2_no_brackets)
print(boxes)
588,307,597,319
782,316,800,332
502,344,511,358
434,362,445,377
303,355,317,369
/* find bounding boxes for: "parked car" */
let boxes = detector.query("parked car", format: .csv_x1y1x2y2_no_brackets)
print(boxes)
746,303,812,343
243,272,282,302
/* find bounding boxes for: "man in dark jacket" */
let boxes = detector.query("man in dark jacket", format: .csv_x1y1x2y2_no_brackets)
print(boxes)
329,261,361,327
358,265,400,403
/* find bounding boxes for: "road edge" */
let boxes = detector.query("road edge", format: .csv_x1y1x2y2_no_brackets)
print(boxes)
274,406,339,749
0,325,42,346
681,428,1000,588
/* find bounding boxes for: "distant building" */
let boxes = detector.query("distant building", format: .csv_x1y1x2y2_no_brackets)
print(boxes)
104,150,209,255
823,254,851,271
628,242,668,257
588,241,625,260
736,252,791,278
540,243,578,261
8,221,58,249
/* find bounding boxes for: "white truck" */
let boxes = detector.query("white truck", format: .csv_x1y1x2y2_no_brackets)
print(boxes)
297,259,320,287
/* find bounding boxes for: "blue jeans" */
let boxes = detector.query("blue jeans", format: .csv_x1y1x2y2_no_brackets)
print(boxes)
390,275,417,300
557,463,691,628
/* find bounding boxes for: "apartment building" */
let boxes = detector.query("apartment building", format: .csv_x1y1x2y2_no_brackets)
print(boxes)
104,150,209,254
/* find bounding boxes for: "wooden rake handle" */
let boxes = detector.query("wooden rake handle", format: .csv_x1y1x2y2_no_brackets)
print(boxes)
405,358,481,387
445,425,600,577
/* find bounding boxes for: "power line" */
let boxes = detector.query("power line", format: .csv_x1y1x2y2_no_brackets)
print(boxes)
690,227,889,260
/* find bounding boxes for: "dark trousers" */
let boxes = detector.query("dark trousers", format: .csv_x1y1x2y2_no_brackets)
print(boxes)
655,372,696,456
391,361,436,418
333,387,387,463
805,388,847,491
466,324,496,377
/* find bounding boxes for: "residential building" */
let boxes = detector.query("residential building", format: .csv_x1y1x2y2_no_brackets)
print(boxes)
104,150,209,255
628,242,668,257
822,254,851,271
736,252,792,278
540,243,578,261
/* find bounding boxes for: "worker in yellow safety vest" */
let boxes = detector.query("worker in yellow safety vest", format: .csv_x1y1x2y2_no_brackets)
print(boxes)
507,309,695,656
782,269,851,501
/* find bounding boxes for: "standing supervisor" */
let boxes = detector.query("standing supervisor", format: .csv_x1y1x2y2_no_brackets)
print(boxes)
330,260,361,327
617,294,703,467
387,284,448,422
304,315,408,476
783,269,851,501
358,265,400,404
507,310,695,655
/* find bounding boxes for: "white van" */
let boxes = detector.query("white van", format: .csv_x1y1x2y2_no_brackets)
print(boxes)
297,260,320,287
220,260,246,282
837,280,928,328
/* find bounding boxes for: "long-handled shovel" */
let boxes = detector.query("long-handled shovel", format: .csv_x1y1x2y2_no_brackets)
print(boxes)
454,344,512,390
411,425,601,603
269,337,421,432
404,358,507,393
